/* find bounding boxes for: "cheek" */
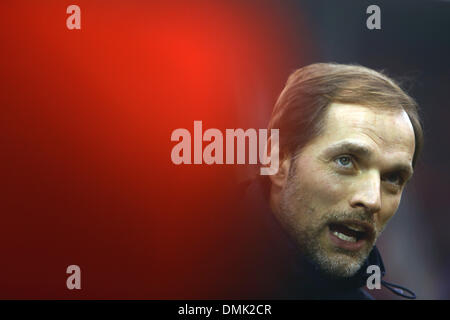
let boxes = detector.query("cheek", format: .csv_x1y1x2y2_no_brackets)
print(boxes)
378,196,401,227
295,158,347,207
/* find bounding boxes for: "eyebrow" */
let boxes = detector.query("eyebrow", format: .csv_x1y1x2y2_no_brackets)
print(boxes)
323,141,372,158
323,141,414,177
390,163,414,181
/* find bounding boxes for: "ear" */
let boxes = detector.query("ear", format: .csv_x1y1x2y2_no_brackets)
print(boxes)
262,134,291,188
260,129,291,188
269,152,291,188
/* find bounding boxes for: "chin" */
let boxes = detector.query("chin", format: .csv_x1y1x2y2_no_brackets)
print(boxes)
312,250,367,278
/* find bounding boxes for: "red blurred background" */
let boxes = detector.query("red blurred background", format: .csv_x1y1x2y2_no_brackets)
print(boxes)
0,0,312,298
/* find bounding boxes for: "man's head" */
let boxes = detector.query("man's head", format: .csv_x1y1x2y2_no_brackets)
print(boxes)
267,63,423,278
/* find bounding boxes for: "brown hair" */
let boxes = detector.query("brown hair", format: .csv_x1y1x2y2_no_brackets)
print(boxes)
268,63,424,167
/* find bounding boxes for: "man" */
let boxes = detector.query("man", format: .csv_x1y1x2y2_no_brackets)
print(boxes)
234,63,423,299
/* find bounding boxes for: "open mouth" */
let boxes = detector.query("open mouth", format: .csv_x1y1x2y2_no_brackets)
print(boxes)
328,221,374,251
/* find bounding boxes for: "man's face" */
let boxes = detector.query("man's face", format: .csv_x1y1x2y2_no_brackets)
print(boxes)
276,103,416,277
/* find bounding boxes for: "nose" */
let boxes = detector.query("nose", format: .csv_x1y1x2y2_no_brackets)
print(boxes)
349,171,382,214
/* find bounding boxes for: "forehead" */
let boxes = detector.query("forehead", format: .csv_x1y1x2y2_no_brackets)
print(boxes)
316,103,415,163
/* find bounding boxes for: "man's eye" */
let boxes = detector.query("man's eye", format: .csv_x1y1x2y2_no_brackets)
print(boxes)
335,155,353,168
384,173,403,186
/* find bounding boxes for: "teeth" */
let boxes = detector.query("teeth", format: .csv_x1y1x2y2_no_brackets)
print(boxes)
346,225,365,232
333,231,357,243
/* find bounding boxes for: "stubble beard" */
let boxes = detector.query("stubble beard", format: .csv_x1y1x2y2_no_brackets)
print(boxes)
278,168,378,278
